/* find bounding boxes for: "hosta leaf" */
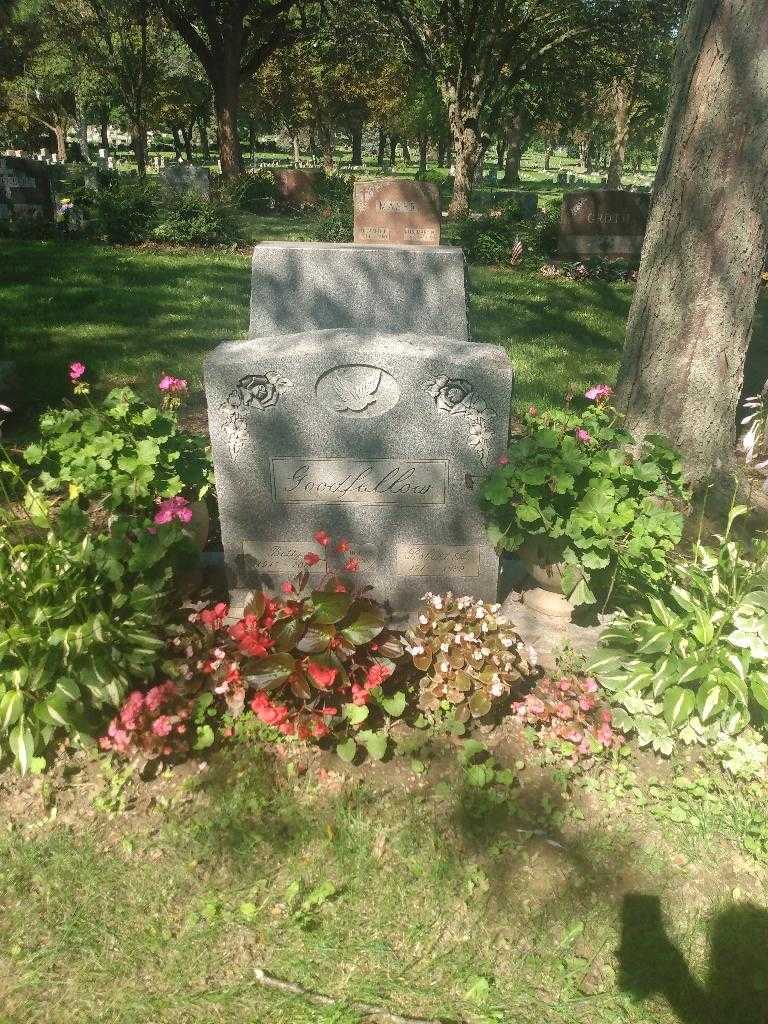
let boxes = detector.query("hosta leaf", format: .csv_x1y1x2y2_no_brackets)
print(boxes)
245,653,296,690
669,584,697,614
9,719,36,775
752,671,768,712
663,687,695,730
722,671,749,705
647,597,680,629
586,649,631,676
696,680,727,722
720,705,749,735
311,591,353,625
598,623,636,648
635,624,674,655
0,691,23,731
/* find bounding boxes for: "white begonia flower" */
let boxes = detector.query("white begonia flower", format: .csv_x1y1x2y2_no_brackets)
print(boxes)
418,614,429,625
496,615,508,626
475,607,486,619
481,646,490,657
490,603,501,613
501,637,514,648
526,644,539,666
453,623,462,632
490,681,504,697
472,650,484,661
481,623,489,633
440,642,450,653
431,595,444,609
440,660,451,673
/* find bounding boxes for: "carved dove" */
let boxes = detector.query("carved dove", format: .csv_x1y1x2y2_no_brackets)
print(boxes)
329,367,383,412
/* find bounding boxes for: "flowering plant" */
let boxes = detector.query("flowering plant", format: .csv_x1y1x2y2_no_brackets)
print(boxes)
406,592,534,724
482,389,687,608
24,370,211,515
513,675,622,760
165,533,406,762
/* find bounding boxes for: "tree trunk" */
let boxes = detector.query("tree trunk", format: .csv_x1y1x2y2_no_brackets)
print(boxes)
389,136,398,163
437,137,447,166
54,123,67,163
446,91,482,219
131,125,147,176
578,137,592,172
607,78,634,189
496,138,506,169
198,119,210,161
291,134,301,163
615,0,768,486
180,124,194,161
503,112,524,185
543,145,553,170
248,119,257,161
350,124,363,164
77,111,90,163
171,126,183,159
377,128,387,166
213,72,243,178
418,136,428,172
100,116,109,150
401,140,412,163
316,121,335,171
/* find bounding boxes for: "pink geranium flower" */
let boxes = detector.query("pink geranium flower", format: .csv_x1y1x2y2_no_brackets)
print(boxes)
69,361,86,382
154,495,193,525
585,384,614,402
575,428,591,443
158,375,188,394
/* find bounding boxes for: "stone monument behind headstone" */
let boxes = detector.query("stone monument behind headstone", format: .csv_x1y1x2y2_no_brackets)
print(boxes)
269,168,322,206
247,241,469,342
204,330,512,621
558,189,650,258
159,161,210,195
0,155,53,221
353,178,440,245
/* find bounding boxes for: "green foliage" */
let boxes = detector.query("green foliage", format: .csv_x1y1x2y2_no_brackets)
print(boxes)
25,386,212,514
312,208,354,242
94,179,158,243
482,399,687,607
218,169,280,212
589,511,768,752
153,188,237,246
456,206,559,266
0,474,187,773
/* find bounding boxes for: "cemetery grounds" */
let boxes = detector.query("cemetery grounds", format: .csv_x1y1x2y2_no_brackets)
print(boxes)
1,154,768,1024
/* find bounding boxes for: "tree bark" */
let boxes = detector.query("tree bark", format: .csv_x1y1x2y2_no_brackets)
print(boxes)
615,0,768,486
543,144,553,171
389,136,398,163
100,115,109,150
198,119,210,161
377,128,387,166
437,137,447,167
291,134,301,163
53,123,67,163
248,118,257,161
578,136,592,172
503,112,524,185
445,90,481,219
401,140,412,163
131,125,147,176
316,121,335,171
606,78,634,189
350,124,363,165
77,111,90,163
496,138,506,169
418,136,428,172
171,126,183,159
180,124,194,161
213,70,243,178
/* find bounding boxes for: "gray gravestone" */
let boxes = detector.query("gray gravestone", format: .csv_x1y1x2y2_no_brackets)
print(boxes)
0,155,53,221
504,191,538,218
248,241,469,343
159,162,210,195
205,330,513,622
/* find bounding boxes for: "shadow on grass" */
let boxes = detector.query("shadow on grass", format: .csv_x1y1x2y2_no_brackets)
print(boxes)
618,893,768,1024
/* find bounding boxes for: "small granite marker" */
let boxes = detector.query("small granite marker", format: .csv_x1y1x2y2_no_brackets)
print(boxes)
558,189,650,258
159,162,210,196
353,177,440,245
248,241,469,343
204,330,513,621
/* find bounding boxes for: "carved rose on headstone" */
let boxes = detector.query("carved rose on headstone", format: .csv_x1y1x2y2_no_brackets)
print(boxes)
423,376,497,466
221,371,292,456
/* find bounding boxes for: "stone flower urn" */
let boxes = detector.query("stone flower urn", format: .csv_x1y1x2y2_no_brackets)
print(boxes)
517,539,578,621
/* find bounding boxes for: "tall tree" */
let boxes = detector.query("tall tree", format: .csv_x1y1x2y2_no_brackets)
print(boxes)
156,0,317,177
372,0,593,217
615,0,768,485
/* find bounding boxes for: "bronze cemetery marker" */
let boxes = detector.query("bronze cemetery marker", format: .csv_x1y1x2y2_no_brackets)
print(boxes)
353,178,441,246
558,189,650,259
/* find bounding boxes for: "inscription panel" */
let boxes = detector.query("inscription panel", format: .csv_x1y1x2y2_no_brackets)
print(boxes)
271,457,448,505
353,178,441,246
396,543,480,578
243,540,324,573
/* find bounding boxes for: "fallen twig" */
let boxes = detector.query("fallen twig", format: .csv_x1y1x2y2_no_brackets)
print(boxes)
253,966,450,1024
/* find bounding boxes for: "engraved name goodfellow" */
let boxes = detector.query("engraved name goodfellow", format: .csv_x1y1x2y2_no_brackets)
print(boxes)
271,457,448,505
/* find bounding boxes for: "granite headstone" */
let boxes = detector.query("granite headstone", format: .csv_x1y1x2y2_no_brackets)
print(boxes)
204,330,513,621
159,162,210,195
353,178,440,245
558,189,650,258
248,241,469,343
0,155,53,221
269,168,322,206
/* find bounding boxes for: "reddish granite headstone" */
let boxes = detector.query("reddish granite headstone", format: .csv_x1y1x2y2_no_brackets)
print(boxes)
353,178,441,246
270,169,322,206
558,189,650,258
0,155,53,221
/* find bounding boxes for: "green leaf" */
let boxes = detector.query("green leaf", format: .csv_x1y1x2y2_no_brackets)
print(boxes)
663,687,695,731
193,725,215,750
357,729,387,760
752,672,768,712
9,719,35,775
311,590,353,625
340,603,385,646
295,625,334,654
696,680,727,722
245,653,296,690
0,691,23,731
45,695,72,727
336,739,357,763
342,703,369,725
567,577,596,606
379,690,406,717
135,438,160,465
